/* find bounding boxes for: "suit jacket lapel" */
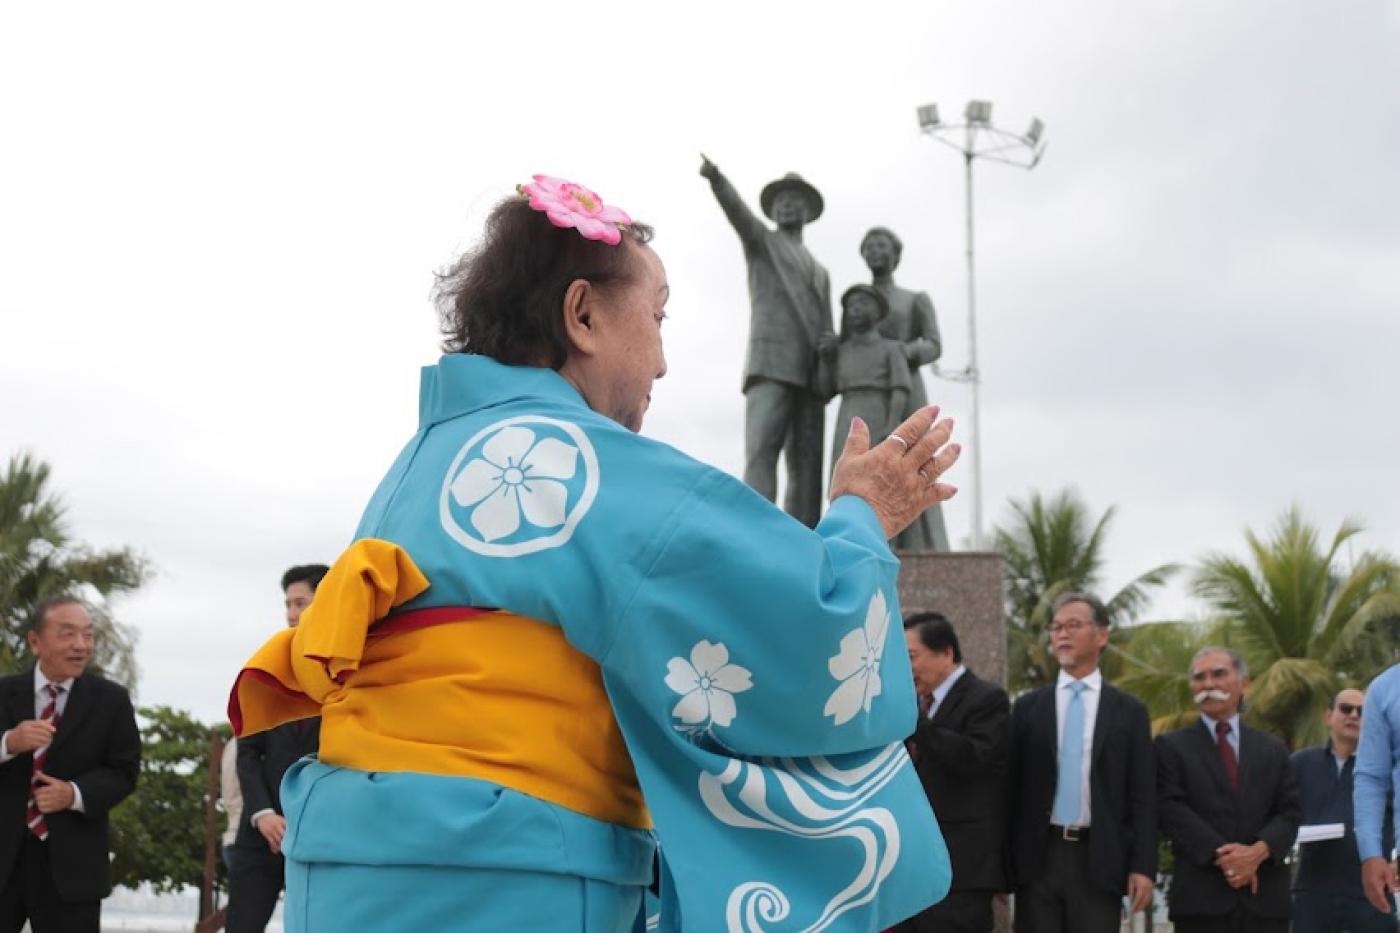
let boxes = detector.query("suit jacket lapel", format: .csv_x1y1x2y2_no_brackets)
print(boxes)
48,674,94,757
1091,684,1115,766
1236,723,1256,800
932,670,974,724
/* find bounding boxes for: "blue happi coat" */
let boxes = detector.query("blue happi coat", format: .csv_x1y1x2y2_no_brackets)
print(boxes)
283,354,951,932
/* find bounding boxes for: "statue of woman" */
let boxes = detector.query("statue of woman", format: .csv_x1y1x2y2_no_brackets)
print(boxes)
861,226,950,551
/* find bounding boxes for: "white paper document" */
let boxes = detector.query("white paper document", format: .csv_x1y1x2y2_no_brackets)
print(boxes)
1297,823,1346,844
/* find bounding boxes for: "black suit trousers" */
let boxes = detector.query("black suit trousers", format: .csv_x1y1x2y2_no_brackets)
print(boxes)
1172,912,1288,933
894,889,994,933
224,843,285,933
0,835,99,933
1013,835,1121,933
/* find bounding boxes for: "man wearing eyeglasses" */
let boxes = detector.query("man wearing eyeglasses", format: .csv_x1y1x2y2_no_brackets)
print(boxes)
1293,689,1395,931
1006,592,1156,932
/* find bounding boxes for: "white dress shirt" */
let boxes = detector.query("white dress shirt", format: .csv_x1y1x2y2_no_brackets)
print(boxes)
0,667,86,811
927,664,967,719
1055,668,1102,827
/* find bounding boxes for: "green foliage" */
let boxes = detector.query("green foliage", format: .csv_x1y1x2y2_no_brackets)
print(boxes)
1112,621,1219,734
994,488,1178,692
0,452,149,686
110,706,228,894
1192,507,1400,747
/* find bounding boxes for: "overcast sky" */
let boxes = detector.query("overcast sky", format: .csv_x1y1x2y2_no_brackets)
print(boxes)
4,1,1398,722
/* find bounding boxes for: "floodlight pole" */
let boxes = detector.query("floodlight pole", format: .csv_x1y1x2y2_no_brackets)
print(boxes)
963,145,984,553
917,101,1045,551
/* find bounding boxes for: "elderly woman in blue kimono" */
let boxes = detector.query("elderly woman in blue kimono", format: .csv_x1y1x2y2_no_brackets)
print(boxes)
231,175,959,932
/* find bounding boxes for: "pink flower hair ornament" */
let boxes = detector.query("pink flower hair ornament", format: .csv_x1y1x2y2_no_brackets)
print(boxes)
518,174,633,246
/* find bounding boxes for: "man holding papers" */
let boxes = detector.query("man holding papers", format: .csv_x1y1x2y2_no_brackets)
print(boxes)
1294,688,1395,931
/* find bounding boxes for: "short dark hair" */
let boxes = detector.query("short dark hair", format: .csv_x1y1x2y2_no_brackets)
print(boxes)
1052,591,1110,628
1329,687,1363,709
434,196,655,369
28,595,84,634
281,564,330,593
860,226,904,269
903,611,962,664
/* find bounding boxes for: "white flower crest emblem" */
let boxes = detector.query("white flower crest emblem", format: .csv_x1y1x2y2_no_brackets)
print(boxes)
439,416,600,557
824,590,892,725
665,640,754,728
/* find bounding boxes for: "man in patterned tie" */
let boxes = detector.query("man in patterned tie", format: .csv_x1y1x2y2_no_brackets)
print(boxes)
1156,647,1300,932
1006,592,1156,932
0,596,141,932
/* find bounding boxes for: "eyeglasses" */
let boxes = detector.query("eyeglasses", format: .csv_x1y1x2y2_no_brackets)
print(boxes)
1337,703,1363,716
1048,621,1090,636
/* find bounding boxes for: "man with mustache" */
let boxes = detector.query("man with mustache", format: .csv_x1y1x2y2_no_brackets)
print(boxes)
1006,592,1156,932
1293,688,1395,931
1157,647,1300,932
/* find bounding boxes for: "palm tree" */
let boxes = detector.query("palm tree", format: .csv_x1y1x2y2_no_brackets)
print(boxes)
1193,507,1400,748
994,488,1179,693
0,452,149,686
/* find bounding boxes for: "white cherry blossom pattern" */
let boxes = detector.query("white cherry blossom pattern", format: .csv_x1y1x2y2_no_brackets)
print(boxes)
448,425,579,542
439,416,601,558
823,590,892,725
666,640,754,729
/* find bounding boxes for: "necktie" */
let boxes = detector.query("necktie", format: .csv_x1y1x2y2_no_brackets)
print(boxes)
28,683,64,841
1216,720,1239,792
1052,681,1087,826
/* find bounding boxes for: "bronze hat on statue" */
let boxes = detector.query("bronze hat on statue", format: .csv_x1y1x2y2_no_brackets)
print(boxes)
759,172,824,223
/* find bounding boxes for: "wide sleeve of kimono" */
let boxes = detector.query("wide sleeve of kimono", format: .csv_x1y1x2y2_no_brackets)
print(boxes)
597,465,951,932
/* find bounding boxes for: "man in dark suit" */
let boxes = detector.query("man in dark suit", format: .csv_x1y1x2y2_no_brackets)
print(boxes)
1157,646,1300,933
895,612,1010,933
0,596,141,932
1007,592,1156,933
1293,687,1396,931
225,564,326,933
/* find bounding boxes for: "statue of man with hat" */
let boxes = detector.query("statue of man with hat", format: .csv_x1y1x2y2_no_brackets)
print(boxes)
699,155,834,527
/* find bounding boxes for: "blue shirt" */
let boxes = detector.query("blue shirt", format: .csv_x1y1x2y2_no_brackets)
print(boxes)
1354,664,1400,861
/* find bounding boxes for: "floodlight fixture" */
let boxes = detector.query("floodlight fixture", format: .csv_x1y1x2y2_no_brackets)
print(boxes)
965,100,992,125
1025,117,1044,146
916,103,941,130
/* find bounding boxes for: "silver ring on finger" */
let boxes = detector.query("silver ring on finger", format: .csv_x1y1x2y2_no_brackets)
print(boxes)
887,434,909,454
918,467,931,486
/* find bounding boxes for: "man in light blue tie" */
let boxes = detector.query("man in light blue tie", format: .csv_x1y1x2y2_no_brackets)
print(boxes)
1007,592,1157,932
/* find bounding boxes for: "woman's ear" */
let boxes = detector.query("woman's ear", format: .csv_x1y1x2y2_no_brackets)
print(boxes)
560,278,596,356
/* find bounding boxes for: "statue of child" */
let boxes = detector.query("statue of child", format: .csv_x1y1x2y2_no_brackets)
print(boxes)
819,284,913,479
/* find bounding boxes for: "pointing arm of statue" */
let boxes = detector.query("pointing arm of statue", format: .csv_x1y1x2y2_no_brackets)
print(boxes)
699,153,764,246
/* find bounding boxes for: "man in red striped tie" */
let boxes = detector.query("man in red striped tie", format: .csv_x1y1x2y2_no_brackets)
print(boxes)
0,596,141,932
1156,646,1301,933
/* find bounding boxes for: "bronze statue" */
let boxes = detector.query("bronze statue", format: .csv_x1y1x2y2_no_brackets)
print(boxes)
819,285,912,475
862,226,950,550
700,156,833,527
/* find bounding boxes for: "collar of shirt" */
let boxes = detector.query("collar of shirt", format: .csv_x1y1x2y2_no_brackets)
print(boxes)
33,666,75,697
1200,711,1241,753
1056,668,1102,693
928,665,967,718
1325,738,1355,774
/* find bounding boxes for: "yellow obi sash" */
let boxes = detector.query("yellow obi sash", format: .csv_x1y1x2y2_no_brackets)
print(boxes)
229,538,650,830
